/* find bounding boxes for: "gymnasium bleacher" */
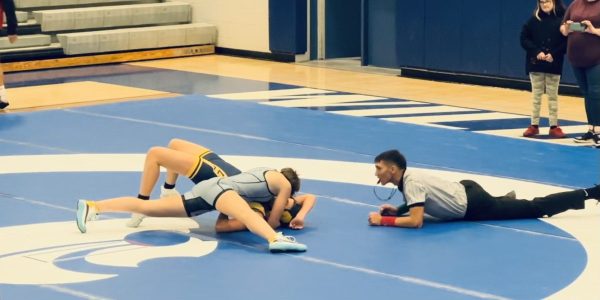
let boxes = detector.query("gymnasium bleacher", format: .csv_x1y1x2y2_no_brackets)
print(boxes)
1,0,216,68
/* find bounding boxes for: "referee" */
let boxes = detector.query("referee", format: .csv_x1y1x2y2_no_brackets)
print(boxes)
368,149,599,228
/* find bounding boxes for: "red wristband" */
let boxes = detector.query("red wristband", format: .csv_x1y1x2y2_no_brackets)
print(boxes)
381,216,396,226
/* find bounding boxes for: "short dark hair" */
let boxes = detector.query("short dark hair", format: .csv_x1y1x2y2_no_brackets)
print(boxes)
374,150,407,170
280,168,300,195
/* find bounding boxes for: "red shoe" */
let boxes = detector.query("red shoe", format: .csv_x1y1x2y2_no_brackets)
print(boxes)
549,126,566,138
523,125,539,137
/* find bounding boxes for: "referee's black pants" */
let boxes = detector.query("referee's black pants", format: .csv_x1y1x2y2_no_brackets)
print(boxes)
460,180,587,221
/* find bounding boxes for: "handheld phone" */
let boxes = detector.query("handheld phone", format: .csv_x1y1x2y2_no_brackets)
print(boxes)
569,22,587,32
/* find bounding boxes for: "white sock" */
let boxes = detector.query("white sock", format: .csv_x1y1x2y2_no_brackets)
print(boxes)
0,86,7,103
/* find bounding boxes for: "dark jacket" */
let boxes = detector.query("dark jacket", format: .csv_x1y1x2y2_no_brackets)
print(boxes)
1,0,18,35
520,10,567,75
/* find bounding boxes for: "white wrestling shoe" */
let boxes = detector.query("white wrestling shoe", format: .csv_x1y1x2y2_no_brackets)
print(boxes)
126,213,146,228
127,188,180,228
76,199,98,233
268,232,307,253
160,186,180,198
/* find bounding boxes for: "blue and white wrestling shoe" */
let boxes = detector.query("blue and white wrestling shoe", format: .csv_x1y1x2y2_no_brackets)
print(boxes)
269,232,307,253
76,199,97,233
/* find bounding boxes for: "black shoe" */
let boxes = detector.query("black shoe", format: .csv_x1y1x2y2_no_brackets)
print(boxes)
586,184,600,201
573,130,594,143
593,133,600,148
0,101,8,109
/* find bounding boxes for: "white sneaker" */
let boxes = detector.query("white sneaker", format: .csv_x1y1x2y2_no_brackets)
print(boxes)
76,199,98,233
126,213,146,228
126,188,178,228
268,232,307,253
160,186,180,198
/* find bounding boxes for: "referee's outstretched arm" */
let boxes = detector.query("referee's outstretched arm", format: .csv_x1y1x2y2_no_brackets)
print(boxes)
369,205,424,228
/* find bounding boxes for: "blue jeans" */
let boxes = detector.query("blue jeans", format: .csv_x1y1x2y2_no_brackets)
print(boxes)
572,63,600,126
